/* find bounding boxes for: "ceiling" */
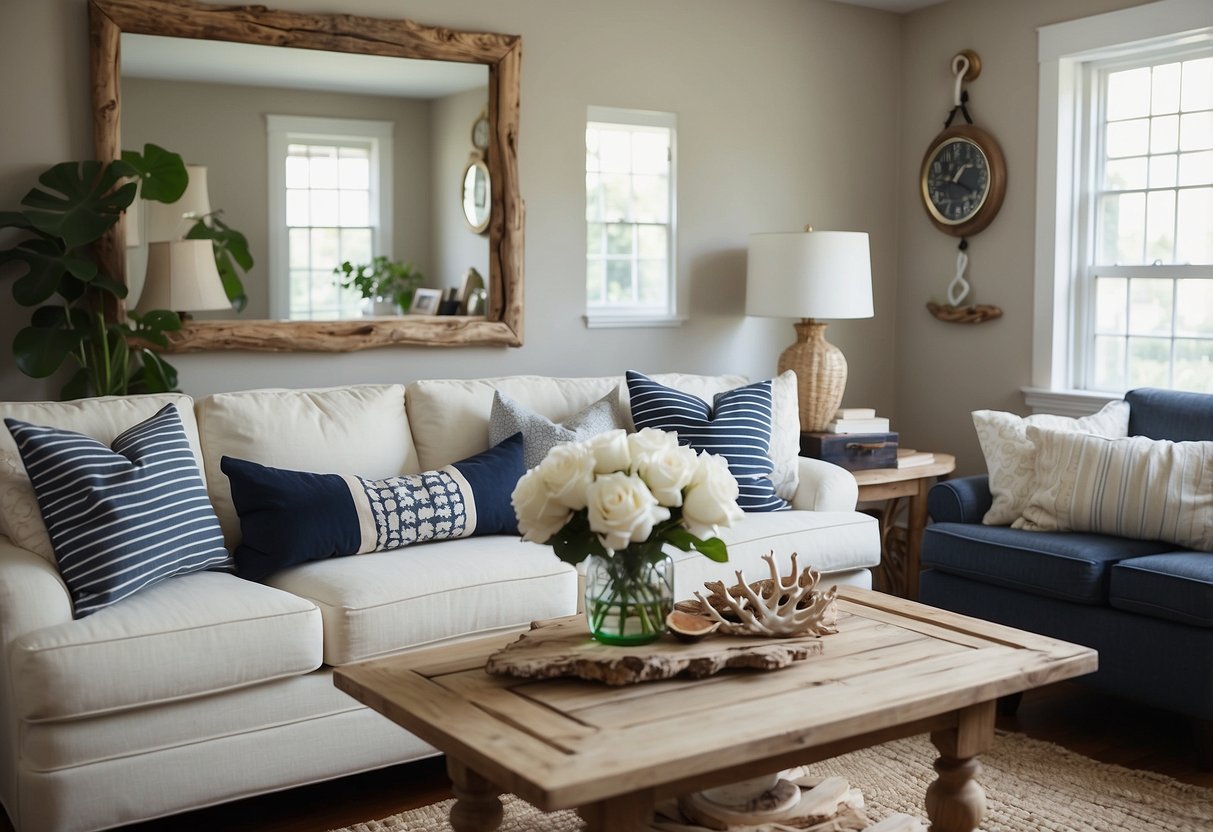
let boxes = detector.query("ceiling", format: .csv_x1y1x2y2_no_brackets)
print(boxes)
829,0,948,12
122,33,488,98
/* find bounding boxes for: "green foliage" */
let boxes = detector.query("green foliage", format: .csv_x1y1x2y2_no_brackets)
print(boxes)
187,211,252,312
0,144,189,399
333,256,424,314
544,507,728,569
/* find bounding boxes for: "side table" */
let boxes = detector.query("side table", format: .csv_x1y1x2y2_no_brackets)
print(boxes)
850,453,955,600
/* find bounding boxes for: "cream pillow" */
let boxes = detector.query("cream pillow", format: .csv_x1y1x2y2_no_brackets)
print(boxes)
1014,427,1213,551
972,400,1129,525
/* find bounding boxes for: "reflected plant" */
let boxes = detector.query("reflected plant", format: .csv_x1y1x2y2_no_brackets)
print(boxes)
186,210,252,312
333,256,425,314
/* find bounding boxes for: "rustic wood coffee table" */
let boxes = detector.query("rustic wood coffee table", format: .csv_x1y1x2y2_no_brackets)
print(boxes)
334,587,1096,832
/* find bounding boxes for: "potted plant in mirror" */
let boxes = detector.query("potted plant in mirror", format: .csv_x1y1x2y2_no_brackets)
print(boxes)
185,210,252,312
0,144,191,398
333,256,425,316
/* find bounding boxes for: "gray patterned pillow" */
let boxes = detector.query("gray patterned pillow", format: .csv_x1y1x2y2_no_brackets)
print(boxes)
489,389,624,469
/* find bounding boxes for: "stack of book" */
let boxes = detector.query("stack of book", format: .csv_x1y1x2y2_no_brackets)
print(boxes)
825,407,890,434
800,408,898,471
896,448,936,469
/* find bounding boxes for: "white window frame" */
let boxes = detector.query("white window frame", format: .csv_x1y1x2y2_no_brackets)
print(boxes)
266,115,394,320
584,106,683,328
1030,0,1212,415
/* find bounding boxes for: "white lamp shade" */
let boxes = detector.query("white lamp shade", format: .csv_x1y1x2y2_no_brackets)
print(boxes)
144,165,211,242
136,240,231,313
746,230,874,320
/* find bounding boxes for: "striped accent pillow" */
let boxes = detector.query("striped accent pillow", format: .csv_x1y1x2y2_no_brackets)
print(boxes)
4,404,231,618
1014,427,1213,551
626,371,788,512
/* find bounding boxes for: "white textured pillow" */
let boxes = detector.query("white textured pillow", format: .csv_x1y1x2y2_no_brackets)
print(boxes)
973,400,1129,525
1014,427,1213,551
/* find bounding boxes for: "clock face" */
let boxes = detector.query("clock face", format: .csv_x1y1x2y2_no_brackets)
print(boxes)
919,124,1006,238
923,137,990,225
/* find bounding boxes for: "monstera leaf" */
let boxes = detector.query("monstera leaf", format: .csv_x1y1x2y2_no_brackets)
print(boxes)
19,161,138,250
121,143,188,204
0,238,98,306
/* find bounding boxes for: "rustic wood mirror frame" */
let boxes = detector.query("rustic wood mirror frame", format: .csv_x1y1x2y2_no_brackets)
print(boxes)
90,0,524,351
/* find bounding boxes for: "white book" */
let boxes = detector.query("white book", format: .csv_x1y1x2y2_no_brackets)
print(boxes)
834,407,877,420
826,417,891,434
897,449,936,468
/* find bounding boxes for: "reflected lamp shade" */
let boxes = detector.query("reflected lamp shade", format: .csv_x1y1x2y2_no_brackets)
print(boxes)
135,240,231,314
745,230,874,432
145,165,211,242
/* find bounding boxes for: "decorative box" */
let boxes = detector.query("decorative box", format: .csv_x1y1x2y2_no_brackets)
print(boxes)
800,431,899,471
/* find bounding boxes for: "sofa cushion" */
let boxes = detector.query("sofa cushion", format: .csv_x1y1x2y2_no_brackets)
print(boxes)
489,389,625,469
0,393,203,563
1126,387,1213,442
264,536,579,665
1111,553,1213,628
5,404,231,618
195,385,417,549
920,522,1175,604
626,371,788,512
1015,428,1213,551
10,571,322,722
971,399,1129,526
223,434,525,580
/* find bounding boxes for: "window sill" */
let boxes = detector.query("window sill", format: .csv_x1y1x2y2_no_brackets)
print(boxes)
1021,387,1121,417
583,314,686,329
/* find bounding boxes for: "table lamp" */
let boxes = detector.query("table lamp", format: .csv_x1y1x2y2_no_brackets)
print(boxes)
746,228,873,432
135,239,231,318
145,165,212,243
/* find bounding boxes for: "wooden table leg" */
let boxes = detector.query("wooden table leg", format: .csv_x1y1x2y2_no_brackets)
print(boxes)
904,479,931,600
447,757,503,832
924,701,995,832
578,790,655,832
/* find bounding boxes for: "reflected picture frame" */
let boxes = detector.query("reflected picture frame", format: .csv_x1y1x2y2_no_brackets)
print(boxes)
409,288,442,315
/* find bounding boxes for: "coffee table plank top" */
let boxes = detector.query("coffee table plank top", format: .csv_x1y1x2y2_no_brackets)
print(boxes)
334,586,1096,812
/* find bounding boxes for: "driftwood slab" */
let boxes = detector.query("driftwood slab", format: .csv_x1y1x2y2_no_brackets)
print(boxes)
484,616,823,686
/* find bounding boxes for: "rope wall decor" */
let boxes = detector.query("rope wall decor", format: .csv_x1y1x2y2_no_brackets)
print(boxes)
919,49,1006,324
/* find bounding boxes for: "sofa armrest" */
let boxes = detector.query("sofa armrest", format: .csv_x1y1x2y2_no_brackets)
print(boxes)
927,475,993,525
0,537,73,645
791,458,859,512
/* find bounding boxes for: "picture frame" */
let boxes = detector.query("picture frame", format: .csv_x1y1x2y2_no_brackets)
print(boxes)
409,288,442,315
460,267,485,314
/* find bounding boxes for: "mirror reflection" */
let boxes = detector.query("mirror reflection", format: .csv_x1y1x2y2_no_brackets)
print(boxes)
121,33,490,322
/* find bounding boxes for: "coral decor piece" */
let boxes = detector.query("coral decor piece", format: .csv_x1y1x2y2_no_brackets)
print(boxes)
691,552,839,638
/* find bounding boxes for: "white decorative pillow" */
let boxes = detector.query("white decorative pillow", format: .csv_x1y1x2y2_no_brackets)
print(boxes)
1014,427,1213,551
972,400,1129,525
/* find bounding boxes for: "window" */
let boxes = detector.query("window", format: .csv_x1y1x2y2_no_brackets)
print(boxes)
585,107,680,327
266,116,393,320
1033,1,1212,410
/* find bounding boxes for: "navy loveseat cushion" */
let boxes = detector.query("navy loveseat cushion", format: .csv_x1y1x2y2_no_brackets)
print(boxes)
926,475,992,524
1125,388,1213,441
921,522,1175,604
1111,553,1213,628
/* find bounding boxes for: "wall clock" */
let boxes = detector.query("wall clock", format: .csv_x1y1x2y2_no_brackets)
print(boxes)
920,123,1006,238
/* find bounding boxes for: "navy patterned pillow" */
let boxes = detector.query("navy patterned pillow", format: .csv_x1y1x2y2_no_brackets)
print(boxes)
223,433,525,580
626,371,788,512
4,404,231,618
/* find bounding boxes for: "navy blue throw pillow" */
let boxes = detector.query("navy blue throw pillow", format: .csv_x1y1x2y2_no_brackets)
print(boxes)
223,433,525,580
4,404,231,618
626,371,788,512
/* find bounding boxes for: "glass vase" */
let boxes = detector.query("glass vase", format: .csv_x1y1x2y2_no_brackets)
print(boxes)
584,550,673,646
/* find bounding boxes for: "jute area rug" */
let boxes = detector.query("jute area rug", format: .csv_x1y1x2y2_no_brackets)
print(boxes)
328,730,1213,832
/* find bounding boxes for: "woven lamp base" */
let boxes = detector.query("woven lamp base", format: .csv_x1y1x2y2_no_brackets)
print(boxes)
778,319,847,432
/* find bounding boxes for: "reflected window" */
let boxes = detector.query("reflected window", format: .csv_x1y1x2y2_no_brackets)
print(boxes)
266,116,393,320
585,106,678,327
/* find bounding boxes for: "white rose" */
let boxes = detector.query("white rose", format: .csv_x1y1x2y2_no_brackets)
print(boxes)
586,471,671,552
512,468,572,543
681,452,744,538
536,441,596,509
586,429,631,474
627,427,680,459
634,443,698,507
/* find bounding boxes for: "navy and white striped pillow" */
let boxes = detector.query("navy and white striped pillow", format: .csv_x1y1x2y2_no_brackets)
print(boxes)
5,404,231,618
626,371,789,512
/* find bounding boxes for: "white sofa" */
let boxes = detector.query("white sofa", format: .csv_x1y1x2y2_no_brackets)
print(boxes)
0,373,880,832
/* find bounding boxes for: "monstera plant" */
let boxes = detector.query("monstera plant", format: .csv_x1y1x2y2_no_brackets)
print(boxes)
0,144,190,399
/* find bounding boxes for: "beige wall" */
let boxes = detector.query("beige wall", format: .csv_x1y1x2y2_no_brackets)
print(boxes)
895,0,1155,475
0,0,900,414
432,87,492,296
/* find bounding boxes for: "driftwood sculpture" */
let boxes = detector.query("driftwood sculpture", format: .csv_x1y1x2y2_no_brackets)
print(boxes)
691,553,839,638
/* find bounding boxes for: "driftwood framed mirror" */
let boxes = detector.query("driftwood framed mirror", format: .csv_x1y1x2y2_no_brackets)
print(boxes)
90,0,523,351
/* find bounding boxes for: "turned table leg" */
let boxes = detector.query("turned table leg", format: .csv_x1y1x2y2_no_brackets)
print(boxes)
447,757,503,832
579,790,655,832
925,701,995,832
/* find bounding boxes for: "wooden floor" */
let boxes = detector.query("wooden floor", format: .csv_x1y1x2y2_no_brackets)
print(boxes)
4,680,1209,832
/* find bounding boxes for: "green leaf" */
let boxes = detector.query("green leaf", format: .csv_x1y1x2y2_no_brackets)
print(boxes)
692,537,729,563
2,239,68,306
29,305,69,328
134,309,183,333
0,211,33,230
662,528,700,552
12,325,80,378
87,273,129,299
60,368,93,401
130,349,179,394
21,161,136,249
122,144,187,203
